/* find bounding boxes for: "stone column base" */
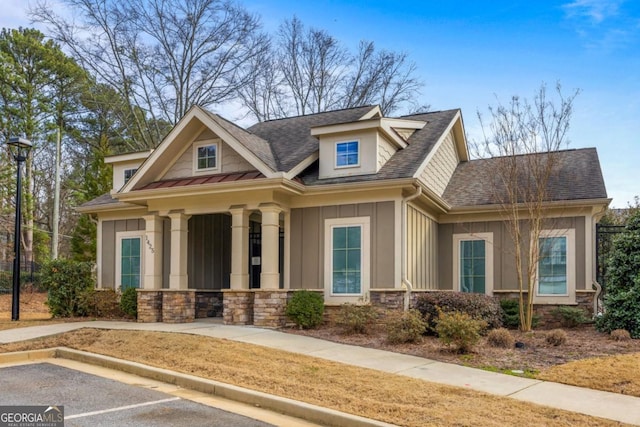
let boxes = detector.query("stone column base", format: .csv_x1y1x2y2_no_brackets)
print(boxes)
222,290,254,325
253,290,291,328
162,291,195,323
137,290,163,323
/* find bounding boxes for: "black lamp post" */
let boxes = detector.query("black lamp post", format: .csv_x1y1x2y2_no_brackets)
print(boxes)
7,136,32,321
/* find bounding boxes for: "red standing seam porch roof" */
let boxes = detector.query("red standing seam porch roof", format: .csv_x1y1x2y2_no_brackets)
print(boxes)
135,171,265,191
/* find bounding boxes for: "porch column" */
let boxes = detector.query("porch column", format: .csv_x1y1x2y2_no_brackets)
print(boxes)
168,211,191,290
142,214,164,289
260,203,282,289
229,205,250,289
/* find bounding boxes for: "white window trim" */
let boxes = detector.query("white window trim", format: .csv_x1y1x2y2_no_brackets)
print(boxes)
193,139,221,174
334,140,360,169
324,216,370,304
452,232,494,296
534,228,575,304
115,230,145,291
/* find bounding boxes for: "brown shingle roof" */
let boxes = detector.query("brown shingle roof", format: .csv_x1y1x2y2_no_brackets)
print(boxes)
203,111,278,171
79,193,119,208
442,148,608,207
299,109,459,185
247,105,379,171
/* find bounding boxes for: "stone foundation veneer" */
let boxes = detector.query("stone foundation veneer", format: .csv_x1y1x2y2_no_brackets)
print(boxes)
490,290,596,329
162,291,195,323
370,290,406,311
253,290,291,328
222,290,254,325
137,290,163,323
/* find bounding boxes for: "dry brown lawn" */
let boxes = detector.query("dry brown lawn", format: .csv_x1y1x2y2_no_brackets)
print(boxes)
539,353,640,397
0,328,631,427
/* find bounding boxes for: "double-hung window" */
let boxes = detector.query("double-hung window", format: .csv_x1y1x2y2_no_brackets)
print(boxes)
538,236,568,295
324,217,370,303
453,233,493,295
335,141,359,168
535,229,575,302
460,240,486,293
332,225,362,294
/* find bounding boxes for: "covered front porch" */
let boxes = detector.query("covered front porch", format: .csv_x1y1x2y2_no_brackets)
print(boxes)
136,202,291,326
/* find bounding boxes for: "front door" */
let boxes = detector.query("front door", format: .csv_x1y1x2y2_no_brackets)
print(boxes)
120,237,141,290
249,221,261,288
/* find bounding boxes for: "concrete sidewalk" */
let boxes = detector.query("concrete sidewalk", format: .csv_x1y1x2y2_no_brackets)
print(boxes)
1,320,639,425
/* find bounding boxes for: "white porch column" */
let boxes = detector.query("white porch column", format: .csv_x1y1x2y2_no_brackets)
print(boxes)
260,203,282,289
229,205,250,289
168,212,191,290
142,214,164,290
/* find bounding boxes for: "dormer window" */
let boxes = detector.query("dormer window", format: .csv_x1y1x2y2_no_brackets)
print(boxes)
194,140,219,172
336,141,359,168
123,168,137,184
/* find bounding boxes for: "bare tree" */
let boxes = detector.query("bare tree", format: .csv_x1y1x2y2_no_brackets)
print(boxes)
478,83,580,331
242,17,423,121
32,0,269,149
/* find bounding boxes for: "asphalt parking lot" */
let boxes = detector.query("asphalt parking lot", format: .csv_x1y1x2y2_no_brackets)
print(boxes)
0,363,275,427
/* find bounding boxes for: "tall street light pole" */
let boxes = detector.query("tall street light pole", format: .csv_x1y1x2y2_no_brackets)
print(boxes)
8,136,32,321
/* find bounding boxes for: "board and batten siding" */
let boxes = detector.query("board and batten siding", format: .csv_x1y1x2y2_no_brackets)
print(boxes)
419,131,459,196
101,218,145,289
406,204,438,289
289,202,395,290
438,217,586,292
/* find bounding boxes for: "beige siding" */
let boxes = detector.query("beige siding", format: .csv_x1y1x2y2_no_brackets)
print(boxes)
289,201,395,290
101,218,145,289
419,131,459,196
377,137,396,170
406,204,438,289
438,217,586,292
163,140,254,180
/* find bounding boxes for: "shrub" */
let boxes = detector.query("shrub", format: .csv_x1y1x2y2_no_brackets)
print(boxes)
386,309,427,344
499,298,539,330
552,306,588,328
545,329,567,346
120,287,138,318
435,310,487,353
77,289,123,318
596,211,640,338
487,327,515,348
336,304,380,334
610,329,631,341
40,259,94,317
414,291,502,334
285,290,324,329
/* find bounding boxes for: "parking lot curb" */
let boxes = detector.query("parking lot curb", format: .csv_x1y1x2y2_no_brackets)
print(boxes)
3,348,395,427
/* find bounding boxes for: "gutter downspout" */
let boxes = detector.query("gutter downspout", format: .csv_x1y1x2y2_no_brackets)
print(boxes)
401,185,422,311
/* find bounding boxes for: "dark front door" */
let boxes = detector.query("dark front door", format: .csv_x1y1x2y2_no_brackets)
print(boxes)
249,221,261,288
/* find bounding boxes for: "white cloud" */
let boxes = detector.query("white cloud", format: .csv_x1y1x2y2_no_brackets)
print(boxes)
563,0,622,24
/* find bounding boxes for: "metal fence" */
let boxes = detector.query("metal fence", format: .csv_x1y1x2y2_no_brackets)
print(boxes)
0,260,39,294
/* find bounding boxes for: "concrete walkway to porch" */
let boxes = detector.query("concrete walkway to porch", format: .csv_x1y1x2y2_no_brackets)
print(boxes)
1,319,639,426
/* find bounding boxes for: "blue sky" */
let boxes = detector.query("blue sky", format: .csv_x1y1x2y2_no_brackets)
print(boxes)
3,0,639,207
